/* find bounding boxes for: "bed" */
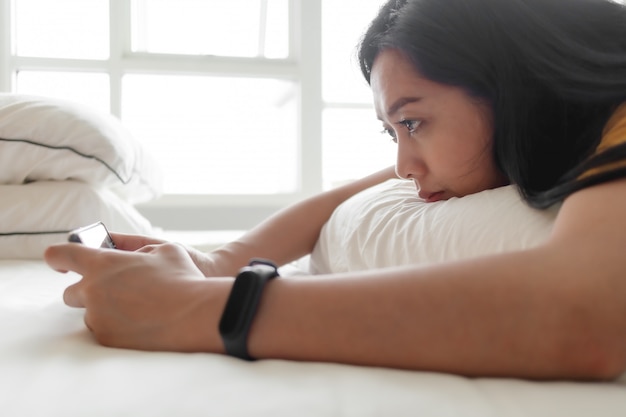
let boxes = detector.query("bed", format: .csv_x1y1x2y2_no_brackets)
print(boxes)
1,94,625,416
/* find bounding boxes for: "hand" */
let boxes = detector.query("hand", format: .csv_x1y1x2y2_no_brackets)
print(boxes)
44,242,230,352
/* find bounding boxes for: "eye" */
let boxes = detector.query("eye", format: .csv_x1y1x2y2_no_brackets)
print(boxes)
380,126,398,143
399,119,422,134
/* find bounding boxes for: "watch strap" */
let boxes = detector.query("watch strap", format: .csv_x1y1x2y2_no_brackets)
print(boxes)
218,259,279,360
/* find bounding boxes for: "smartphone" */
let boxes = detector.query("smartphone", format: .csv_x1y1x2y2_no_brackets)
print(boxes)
68,222,116,249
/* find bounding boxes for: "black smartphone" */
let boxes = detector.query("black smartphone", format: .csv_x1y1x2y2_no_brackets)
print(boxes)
68,222,116,249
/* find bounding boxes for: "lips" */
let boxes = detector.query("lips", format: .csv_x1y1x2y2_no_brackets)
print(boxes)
419,190,446,203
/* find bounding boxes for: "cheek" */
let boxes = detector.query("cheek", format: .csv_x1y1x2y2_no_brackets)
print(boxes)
465,144,503,190
442,135,498,188
456,119,495,170
439,139,491,173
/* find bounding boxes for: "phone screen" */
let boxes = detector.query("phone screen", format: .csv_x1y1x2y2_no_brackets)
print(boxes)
68,222,116,249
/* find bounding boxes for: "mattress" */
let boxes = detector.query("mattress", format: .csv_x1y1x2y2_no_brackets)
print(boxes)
1,260,625,417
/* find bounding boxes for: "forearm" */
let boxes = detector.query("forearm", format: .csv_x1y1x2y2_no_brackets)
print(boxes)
243,246,626,380
206,166,398,276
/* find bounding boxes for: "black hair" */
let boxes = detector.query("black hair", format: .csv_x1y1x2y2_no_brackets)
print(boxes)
358,0,626,208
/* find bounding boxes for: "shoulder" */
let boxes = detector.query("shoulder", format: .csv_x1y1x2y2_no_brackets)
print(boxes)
547,105,626,281
551,177,626,258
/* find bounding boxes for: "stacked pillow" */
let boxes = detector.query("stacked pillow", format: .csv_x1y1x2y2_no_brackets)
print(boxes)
0,94,162,259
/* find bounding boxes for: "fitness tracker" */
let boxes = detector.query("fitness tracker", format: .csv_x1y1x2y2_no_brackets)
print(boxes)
218,259,280,360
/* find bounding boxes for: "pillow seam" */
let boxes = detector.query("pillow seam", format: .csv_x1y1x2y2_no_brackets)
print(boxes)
0,137,130,185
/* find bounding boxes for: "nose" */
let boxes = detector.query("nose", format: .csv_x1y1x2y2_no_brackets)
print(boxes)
395,136,426,180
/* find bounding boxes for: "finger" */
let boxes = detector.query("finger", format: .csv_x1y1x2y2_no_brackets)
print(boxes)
63,281,85,308
44,243,100,277
110,233,167,251
135,244,160,254
43,243,70,273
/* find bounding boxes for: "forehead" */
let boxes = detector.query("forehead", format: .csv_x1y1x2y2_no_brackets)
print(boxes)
371,48,488,122
370,48,421,89
370,48,450,117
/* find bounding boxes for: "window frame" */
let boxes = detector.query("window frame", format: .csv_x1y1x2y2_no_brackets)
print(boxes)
0,0,323,231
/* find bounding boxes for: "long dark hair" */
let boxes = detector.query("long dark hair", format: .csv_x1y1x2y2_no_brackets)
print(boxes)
358,0,626,208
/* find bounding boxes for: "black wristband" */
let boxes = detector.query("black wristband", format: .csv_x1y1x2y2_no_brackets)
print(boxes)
218,259,280,360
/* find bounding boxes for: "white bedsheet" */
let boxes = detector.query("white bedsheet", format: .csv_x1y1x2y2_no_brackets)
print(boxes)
1,260,625,417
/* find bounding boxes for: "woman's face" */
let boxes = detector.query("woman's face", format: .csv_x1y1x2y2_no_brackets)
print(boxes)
370,48,508,202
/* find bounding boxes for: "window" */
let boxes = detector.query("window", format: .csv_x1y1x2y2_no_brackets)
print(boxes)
0,0,389,230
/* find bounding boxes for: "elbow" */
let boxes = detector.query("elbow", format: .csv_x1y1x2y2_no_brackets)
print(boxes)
599,360,626,381
545,274,626,381
565,343,626,381
554,323,626,381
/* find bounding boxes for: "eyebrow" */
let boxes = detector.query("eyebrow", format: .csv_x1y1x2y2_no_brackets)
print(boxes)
385,97,422,118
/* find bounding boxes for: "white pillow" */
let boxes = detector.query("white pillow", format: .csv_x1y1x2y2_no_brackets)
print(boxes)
0,94,162,204
310,179,559,274
0,181,155,259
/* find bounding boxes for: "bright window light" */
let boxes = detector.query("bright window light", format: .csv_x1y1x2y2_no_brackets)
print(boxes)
321,0,382,104
122,74,298,195
322,108,396,189
321,0,391,188
16,71,110,114
14,0,109,59
132,0,289,58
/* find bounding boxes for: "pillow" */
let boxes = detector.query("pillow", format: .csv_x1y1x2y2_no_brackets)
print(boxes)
0,93,162,204
309,179,559,274
0,181,156,259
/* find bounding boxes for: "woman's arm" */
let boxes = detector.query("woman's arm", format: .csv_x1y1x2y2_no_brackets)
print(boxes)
199,166,398,276
45,177,626,380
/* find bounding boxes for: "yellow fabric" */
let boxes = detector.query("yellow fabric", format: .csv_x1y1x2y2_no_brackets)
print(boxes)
581,102,626,178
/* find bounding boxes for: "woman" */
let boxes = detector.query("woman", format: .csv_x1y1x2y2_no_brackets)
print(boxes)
45,0,626,380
